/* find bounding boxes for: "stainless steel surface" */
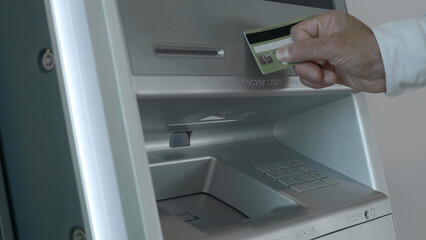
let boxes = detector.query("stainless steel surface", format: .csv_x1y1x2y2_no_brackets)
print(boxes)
151,156,297,218
119,0,353,98
44,0,164,239
274,94,389,193
148,140,393,239
45,0,127,238
118,0,345,76
134,76,357,99
317,214,397,240
140,89,396,239
139,93,351,152
158,193,249,230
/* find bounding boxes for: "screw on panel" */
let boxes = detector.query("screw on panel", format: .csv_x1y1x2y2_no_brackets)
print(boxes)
38,48,55,72
71,228,86,240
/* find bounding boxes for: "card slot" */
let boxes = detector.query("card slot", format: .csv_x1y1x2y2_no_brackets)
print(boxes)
154,43,225,58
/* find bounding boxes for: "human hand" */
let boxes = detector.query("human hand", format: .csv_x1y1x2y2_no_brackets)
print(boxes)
276,10,386,93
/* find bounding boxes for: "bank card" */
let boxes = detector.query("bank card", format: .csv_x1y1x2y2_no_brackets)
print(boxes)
244,17,306,75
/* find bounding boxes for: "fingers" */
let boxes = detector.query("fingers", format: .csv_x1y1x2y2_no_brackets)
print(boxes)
273,11,385,92
290,15,323,41
290,21,317,42
290,10,344,41
276,10,345,63
276,37,337,63
294,63,337,88
276,11,348,68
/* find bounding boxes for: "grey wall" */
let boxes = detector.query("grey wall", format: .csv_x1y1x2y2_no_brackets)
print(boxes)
345,1,426,239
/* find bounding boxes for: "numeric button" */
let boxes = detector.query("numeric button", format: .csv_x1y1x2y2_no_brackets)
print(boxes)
254,165,272,173
266,171,284,180
278,178,295,186
287,159,303,167
310,180,328,188
311,172,328,179
291,184,307,192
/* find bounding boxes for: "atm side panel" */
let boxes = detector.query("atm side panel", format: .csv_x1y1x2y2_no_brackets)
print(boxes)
0,143,13,240
0,0,85,239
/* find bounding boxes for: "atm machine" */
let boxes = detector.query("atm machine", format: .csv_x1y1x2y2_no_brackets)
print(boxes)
0,0,398,239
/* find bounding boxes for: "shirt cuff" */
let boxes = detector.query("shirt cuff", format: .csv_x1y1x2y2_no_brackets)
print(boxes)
372,17,426,97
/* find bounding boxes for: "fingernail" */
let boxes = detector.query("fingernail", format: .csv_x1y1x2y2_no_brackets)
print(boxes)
324,74,334,85
276,47,290,61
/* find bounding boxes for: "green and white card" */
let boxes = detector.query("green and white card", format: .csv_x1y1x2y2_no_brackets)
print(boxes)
244,17,306,75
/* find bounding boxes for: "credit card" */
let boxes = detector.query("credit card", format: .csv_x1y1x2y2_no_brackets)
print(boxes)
244,17,306,75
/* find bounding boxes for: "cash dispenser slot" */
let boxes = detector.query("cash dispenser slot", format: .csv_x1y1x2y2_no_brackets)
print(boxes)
151,156,298,221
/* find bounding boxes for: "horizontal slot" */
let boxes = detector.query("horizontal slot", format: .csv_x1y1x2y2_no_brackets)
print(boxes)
264,0,334,9
154,43,225,58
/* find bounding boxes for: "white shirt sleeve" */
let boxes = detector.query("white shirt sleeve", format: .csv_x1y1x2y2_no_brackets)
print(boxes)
372,15,426,97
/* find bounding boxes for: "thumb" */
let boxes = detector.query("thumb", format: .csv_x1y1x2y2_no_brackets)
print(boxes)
275,37,336,63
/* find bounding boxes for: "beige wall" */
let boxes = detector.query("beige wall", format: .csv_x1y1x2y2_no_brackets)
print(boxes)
345,1,426,239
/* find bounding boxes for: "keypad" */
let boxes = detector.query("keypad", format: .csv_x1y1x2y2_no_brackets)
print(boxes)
253,159,340,193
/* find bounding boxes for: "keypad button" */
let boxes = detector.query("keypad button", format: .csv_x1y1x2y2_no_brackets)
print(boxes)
310,180,328,188
299,165,315,173
268,162,284,171
322,178,340,186
266,171,284,179
299,173,315,182
287,175,305,184
311,172,328,179
278,178,295,186
301,182,317,190
291,184,307,192
280,169,294,177
287,168,303,175
276,162,291,169
254,165,272,173
287,159,303,167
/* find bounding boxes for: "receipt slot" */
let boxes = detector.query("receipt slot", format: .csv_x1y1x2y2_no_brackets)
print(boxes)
0,0,398,239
